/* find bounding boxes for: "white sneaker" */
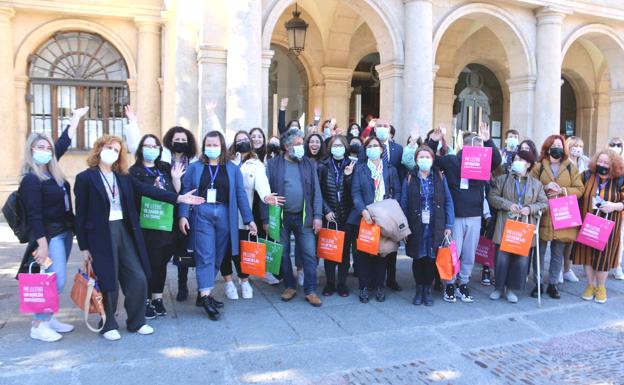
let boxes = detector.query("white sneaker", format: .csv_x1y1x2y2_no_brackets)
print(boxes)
563,270,579,282
558,271,564,284
613,266,624,280
262,272,280,285
240,280,253,299
136,324,154,335
103,329,121,341
297,270,304,287
489,289,502,300
30,322,62,342
225,281,239,300
49,316,74,333
506,289,518,303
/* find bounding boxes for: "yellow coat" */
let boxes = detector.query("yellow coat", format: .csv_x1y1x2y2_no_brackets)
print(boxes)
529,159,585,242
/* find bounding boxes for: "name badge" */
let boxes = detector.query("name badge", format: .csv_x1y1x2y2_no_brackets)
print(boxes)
207,189,217,203
460,178,469,190
422,210,431,224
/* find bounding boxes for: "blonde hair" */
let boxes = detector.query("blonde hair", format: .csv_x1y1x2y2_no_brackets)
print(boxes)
21,133,65,185
566,136,584,149
86,135,129,174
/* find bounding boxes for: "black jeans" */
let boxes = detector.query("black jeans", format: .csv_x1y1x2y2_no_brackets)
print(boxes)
323,224,355,286
143,229,174,296
220,229,249,279
356,251,386,291
102,220,147,333
412,257,436,286
385,251,398,284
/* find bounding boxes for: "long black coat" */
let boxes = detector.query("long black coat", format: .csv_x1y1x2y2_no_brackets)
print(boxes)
74,168,177,292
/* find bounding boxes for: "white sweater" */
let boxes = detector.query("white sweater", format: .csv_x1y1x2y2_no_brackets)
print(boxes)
233,154,272,229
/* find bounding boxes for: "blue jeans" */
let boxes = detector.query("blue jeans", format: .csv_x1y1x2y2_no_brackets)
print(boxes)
280,212,317,294
34,230,72,321
193,203,230,292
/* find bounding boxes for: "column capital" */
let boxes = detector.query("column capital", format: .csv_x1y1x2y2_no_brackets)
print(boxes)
507,76,537,92
134,17,161,34
376,62,403,80
197,44,227,65
535,6,570,26
321,67,353,82
0,6,15,20
262,49,274,69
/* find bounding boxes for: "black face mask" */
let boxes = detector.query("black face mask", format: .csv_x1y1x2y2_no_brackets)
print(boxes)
596,165,610,176
172,142,189,154
349,144,361,155
268,143,280,154
549,147,564,160
236,141,251,153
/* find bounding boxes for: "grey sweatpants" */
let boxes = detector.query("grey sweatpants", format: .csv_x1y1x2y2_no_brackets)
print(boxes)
450,216,482,285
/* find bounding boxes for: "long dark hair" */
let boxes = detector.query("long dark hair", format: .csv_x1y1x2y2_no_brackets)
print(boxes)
249,127,267,160
163,126,197,159
201,131,228,165
305,133,326,161
134,134,166,168
228,130,257,161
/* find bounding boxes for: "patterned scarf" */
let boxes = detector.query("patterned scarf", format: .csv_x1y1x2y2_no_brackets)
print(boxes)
367,160,385,202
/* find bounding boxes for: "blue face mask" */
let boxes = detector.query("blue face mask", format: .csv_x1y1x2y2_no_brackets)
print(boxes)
33,150,52,165
511,160,527,174
292,145,305,160
417,158,433,172
323,127,332,139
366,147,382,160
331,145,345,159
204,147,221,160
375,127,389,141
142,147,160,162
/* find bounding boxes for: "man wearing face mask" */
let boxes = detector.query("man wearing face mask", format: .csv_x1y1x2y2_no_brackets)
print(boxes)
500,130,520,173
427,123,502,303
262,128,324,307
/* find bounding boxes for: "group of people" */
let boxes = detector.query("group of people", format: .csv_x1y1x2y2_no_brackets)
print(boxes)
16,98,624,343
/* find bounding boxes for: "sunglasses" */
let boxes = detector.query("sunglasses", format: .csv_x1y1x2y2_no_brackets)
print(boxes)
609,143,622,148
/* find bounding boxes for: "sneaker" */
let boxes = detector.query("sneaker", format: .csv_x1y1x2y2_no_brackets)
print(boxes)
489,289,502,300
506,289,518,303
375,288,386,302
176,282,189,302
151,298,167,316
136,324,154,335
444,284,456,303
199,295,220,321
322,283,335,297
563,270,580,282
581,284,595,301
359,288,369,303
305,293,322,307
30,322,62,342
595,286,607,304
103,329,121,341
145,299,157,319
613,266,624,280
240,280,253,299
558,271,564,284
225,281,239,300
423,285,433,306
297,270,304,286
262,272,280,285
530,284,544,298
456,284,474,303
281,288,297,302
49,317,74,333
547,284,561,299
481,266,492,286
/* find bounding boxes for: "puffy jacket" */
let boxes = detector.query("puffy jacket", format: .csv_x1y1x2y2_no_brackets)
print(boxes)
318,158,353,227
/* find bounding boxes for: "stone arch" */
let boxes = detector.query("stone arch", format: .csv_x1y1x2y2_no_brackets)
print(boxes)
262,0,403,65
433,2,535,78
14,18,137,80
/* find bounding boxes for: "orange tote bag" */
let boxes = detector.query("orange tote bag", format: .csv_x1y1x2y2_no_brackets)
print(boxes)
499,216,536,257
317,221,345,263
240,235,266,277
356,218,381,255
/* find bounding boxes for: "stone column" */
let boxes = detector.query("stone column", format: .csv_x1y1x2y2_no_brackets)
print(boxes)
0,7,17,180
321,67,352,130
533,7,565,147
226,0,262,132
507,76,536,137
403,0,433,138
377,61,404,139
261,49,275,133
135,18,162,137
608,89,624,141
15,75,28,164
309,85,325,119
197,45,227,139
593,92,610,151
579,106,596,153
433,76,456,135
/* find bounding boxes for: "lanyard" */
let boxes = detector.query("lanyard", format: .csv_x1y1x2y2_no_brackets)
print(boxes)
515,179,528,205
99,169,117,203
419,175,431,210
144,166,162,178
596,180,608,198
332,158,345,202
208,164,220,188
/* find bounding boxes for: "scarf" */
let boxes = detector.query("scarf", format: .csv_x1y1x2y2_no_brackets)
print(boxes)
367,160,385,202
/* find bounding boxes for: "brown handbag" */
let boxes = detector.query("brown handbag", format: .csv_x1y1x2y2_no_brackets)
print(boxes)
70,262,106,332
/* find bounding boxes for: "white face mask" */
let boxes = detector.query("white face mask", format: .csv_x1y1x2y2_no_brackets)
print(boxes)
100,148,119,165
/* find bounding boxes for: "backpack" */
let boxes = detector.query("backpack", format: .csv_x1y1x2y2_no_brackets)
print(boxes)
2,191,30,243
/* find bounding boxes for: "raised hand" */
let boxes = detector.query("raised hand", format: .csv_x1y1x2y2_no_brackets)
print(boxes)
479,122,490,141
205,99,217,115
430,126,444,142
124,105,136,121
171,162,186,180
344,161,355,175
72,106,89,119
280,98,289,110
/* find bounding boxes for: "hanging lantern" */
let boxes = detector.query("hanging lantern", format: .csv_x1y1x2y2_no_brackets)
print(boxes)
284,3,308,56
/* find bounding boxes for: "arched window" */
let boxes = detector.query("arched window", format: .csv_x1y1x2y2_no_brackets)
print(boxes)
28,31,129,149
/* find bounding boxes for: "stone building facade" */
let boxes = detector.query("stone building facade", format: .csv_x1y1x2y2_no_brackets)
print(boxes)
1,0,624,196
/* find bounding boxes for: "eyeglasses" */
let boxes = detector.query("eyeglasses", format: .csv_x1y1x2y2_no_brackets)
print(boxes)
609,143,622,148
143,145,161,150
367,144,381,149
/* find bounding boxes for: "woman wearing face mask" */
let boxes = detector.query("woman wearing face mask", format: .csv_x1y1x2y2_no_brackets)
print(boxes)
567,137,590,174
18,107,89,342
318,135,356,297
220,131,285,299
529,135,585,300
488,151,548,303
162,125,198,301
519,140,539,161
249,127,268,162
607,137,623,157
347,123,361,143
348,137,363,162
400,146,454,306
573,150,624,303
305,133,326,163
75,136,203,341
348,136,402,303
178,131,258,320
267,136,282,160
129,134,184,319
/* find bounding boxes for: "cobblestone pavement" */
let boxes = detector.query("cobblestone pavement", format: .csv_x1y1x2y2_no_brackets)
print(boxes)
1,227,624,385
